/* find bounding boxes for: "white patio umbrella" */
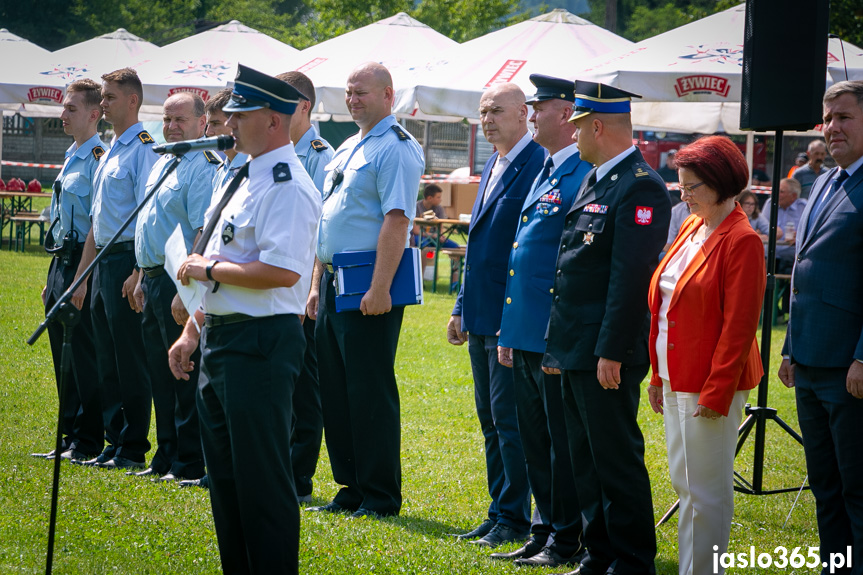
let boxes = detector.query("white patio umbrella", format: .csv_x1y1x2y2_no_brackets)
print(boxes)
0,28,161,118
398,9,633,120
138,20,299,114
577,4,861,134
0,28,64,114
290,12,458,120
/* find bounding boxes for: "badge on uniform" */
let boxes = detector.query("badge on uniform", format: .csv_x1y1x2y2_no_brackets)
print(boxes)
222,222,235,244
273,163,292,182
635,167,649,178
583,231,595,245
583,203,608,214
635,206,653,225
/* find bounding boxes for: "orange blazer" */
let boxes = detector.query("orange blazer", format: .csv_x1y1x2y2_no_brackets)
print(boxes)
648,205,766,416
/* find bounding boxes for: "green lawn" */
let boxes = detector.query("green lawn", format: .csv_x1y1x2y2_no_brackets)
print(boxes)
0,247,819,574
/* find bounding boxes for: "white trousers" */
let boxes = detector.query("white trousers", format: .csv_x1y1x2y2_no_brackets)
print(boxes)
662,380,748,575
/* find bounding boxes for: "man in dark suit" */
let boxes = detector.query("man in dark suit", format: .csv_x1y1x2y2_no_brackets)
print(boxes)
447,81,544,547
779,80,863,575
494,74,591,568
542,81,670,575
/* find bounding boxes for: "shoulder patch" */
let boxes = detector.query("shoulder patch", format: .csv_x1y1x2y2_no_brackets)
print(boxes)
391,125,409,141
92,146,105,161
138,131,155,145
634,166,650,178
203,150,221,164
310,139,328,152
273,162,292,183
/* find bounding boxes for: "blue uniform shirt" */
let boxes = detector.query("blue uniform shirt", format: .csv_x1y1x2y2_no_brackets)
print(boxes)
213,152,250,193
50,133,105,245
295,125,334,195
134,150,219,268
316,115,424,264
498,146,591,353
91,122,159,246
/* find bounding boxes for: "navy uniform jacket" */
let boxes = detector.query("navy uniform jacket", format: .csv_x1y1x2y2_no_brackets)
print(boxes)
498,151,592,353
544,148,670,371
784,166,863,366
453,139,544,336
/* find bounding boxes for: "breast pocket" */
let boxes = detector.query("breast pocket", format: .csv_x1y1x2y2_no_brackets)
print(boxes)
107,165,133,197
157,179,183,211
220,209,255,254
62,172,90,198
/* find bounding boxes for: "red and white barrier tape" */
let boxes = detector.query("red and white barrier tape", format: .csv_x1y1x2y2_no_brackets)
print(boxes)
1,160,63,169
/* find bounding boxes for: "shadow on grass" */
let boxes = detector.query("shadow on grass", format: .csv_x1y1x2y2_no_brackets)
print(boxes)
302,498,463,538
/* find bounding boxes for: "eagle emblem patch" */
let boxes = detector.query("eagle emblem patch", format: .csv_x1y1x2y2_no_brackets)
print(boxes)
635,206,653,225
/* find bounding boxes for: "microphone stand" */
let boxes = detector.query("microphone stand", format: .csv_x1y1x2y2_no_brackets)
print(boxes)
27,153,183,575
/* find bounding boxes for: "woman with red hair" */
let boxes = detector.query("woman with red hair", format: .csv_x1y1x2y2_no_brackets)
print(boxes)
646,136,766,575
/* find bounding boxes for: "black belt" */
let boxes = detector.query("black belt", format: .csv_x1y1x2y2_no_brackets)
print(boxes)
142,265,165,278
204,313,257,328
96,241,134,255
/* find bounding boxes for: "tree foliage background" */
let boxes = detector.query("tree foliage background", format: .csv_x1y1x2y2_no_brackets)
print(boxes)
1,0,861,54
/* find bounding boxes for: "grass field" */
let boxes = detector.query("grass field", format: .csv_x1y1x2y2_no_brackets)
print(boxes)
0,246,820,574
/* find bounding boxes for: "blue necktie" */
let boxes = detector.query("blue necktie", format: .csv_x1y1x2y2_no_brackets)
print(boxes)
807,169,848,230
538,157,554,184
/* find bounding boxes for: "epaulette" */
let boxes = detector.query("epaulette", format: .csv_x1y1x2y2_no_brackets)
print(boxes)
138,131,155,145
203,150,221,164
273,162,292,183
634,165,650,178
311,139,328,152
391,125,409,141
92,146,106,161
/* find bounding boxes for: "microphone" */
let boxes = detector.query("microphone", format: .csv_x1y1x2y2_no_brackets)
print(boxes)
152,135,235,155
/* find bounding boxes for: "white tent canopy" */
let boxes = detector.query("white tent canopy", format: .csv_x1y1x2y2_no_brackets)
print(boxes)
397,9,633,120
290,12,458,121
138,20,299,115
577,4,863,134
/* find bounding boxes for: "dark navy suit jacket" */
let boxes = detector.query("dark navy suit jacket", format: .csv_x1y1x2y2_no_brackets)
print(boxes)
453,138,544,336
784,166,863,366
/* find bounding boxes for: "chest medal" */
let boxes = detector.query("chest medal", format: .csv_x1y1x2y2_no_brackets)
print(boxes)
222,222,235,245
583,231,595,245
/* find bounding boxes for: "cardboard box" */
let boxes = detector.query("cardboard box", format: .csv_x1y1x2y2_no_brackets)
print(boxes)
443,183,479,220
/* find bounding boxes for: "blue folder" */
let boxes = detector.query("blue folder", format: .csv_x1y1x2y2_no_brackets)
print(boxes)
332,247,423,312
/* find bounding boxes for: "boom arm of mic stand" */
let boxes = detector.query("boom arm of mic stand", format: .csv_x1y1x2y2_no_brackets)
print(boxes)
27,155,183,346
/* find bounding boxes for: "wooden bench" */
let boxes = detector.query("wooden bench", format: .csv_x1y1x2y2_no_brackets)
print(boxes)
440,247,466,295
6,213,46,252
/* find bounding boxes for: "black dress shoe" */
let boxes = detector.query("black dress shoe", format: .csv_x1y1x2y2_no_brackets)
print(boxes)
451,518,495,540
178,475,209,489
515,547,582,567
99,457,145,470
470,523,530,548
158,473,182,483
127,467,161,477
306,501,352,514
75,452,113,467
351,507,398,519
30,450,56,459
60,449,91,462
489,537,545,560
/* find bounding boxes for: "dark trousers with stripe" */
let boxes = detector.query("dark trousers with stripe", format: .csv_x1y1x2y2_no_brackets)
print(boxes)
316,270,403,515
513,349,582,555
141,272,204,478
292,317,323,497
44,248,103,456
198,314,303,575
90,250,151,462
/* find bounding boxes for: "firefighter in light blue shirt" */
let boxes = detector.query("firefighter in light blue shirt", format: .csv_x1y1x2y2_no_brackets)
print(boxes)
131,92,219,482
205,88,249,193
35,79,105,463
76,68,157,471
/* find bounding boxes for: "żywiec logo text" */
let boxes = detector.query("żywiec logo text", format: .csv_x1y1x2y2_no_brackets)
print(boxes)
674,75,730,98
27,87,63,103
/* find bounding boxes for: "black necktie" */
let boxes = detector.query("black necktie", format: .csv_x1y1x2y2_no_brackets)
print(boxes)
539,157,554,184
193,162,249,255
807,168,848,230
